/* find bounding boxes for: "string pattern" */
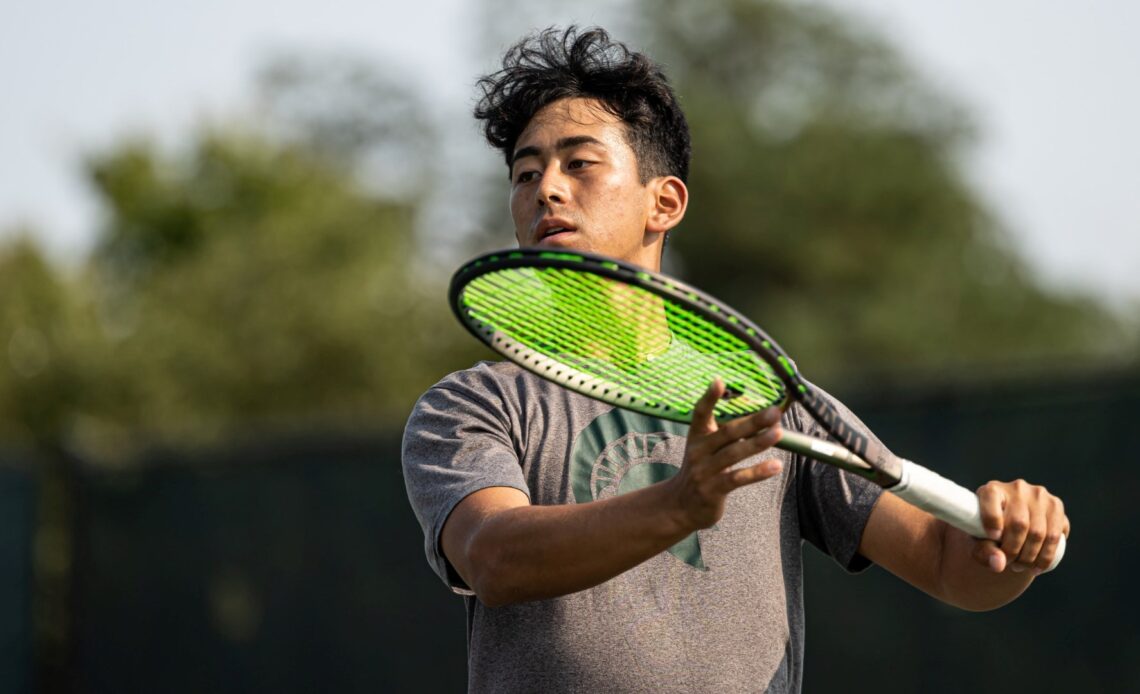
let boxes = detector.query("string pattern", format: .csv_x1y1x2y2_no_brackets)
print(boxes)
460,265,786,421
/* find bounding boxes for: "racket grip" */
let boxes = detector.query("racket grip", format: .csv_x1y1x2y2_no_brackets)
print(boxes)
890,460,1066,573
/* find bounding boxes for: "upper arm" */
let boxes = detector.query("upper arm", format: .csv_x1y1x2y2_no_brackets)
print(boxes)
401,373,530,592
859,491,947,599
440,486,531,591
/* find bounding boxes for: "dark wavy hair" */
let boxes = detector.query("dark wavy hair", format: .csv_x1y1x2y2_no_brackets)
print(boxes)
474,26,691,183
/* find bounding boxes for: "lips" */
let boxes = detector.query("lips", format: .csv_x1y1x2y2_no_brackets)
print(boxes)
533,218,578,244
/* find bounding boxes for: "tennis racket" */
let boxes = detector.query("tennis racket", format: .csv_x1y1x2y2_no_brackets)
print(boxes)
448,248,1066,571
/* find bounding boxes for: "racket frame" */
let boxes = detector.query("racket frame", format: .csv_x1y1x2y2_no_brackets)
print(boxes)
451,249,900,486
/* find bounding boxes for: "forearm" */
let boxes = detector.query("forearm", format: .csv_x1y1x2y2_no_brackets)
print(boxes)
462,482,692,606
448,394,784,607
862,492,1035,611
935,524,1034,611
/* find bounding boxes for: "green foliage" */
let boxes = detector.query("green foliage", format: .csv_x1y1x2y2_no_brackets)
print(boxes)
0,236,91,445
253,53,432,197
637,0,1129,378
0,59,484,456
70,131,478,455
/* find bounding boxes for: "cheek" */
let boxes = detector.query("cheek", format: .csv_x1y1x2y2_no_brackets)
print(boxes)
594,183,648,226
509,190,527,233
509,188,521,216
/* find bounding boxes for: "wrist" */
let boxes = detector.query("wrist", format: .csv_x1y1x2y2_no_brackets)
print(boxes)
656,474,701,539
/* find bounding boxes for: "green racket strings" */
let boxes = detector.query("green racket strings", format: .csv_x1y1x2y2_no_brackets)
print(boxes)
460,265,786,420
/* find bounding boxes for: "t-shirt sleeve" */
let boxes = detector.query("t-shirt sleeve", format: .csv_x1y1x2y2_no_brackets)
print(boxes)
791,390,885,573
401,367,531,594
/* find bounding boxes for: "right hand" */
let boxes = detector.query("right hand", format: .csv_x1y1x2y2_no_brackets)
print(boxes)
666,378,785,532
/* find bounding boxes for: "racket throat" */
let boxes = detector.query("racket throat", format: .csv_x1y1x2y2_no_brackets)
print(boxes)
776,431,901,486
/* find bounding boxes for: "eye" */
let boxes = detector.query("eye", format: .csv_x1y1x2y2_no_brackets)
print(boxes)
515,170,539,184
567,159,589,170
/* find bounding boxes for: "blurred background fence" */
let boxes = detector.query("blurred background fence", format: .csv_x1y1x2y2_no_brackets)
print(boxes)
3,368,1137,692
67,433,466,693
0,450,36,694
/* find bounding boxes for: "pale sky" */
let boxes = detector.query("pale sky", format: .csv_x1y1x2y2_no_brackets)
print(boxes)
2,0,1137,304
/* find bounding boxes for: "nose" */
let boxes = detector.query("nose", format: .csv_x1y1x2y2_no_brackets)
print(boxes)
536,164,568,207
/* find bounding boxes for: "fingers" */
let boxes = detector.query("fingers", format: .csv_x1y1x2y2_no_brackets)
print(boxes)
721,458,784,492
686,412,782,478
670,382,785,530
690,378,725,437
688,410,783,499
974,479,1069,575
1030,496,1069,573
977,483,1006,542
1012,490,1048,571
689,406,782,460
999,483,1032,566
706,424,784,480
686,378,781,461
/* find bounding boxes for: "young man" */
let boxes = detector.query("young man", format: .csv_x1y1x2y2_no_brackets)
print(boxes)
403,27,1068,693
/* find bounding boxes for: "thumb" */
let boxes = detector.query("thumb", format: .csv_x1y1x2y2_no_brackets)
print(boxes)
973,539,1007,573
690,378,724,436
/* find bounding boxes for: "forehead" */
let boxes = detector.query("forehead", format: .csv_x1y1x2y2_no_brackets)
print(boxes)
515,97,629,151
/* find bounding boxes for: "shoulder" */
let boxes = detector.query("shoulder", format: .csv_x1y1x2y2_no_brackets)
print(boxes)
417,360,546,407
406,360,562,428
783,381,870,439
401,362,531,470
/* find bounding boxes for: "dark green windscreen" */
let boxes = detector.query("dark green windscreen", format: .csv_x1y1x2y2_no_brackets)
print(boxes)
459,265,786,421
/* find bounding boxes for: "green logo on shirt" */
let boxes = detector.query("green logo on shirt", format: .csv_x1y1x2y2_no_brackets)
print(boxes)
569,410,708,570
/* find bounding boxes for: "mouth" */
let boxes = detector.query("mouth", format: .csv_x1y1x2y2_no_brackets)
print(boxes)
541,227,574,241
534,220,578,245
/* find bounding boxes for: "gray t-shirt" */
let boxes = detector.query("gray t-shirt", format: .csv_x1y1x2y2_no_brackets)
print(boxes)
402,361,883,693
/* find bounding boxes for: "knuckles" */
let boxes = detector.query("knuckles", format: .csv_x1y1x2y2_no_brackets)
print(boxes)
979,479,1061,507
1005,514,1030,535
976,482,1002,500
975,479,1069,557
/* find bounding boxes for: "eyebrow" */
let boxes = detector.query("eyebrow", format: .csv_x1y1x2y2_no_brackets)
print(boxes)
511,135,606,168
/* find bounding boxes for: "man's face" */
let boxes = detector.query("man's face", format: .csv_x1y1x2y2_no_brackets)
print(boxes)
509,97,662,269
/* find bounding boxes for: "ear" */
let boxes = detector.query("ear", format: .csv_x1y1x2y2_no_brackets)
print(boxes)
645,176,688,236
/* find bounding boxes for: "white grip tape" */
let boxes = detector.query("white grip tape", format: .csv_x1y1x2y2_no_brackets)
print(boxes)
892,460,986,537
890,460,1066,572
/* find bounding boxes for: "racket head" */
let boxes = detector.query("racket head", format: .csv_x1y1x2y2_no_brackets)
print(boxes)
449,249,811,424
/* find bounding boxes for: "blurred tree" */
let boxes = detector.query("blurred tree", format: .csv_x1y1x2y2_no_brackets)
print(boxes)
636,0,1130,379
0,234,89,446
72,128,478,457
471,0,1132,381
0,59,484,458
254,53,432,200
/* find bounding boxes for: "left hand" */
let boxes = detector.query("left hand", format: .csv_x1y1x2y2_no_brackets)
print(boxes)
974,479,1069,575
